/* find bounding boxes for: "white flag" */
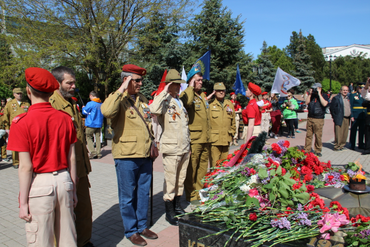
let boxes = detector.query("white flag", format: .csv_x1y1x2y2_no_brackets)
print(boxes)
180,66,188,93
271,67,301,96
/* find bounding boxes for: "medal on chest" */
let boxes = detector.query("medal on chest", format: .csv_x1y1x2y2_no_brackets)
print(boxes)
226,104,233,115
168,105,180,120
12,103,17,111
141,103,152,121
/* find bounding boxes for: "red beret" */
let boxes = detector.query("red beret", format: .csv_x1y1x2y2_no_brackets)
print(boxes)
261,92,268,96
25,67,59,93
248,82,261,96
122,64,147,76
230,92,235,96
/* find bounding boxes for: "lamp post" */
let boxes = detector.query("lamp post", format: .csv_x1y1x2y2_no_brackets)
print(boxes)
87,69,93,84
325,55,336,92
252,64,263,74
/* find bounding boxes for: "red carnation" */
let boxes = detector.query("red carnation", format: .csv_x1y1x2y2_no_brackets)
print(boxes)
283,140,290,148
304,174,313,182
250,168,256,175
271,143,282,155
301,166,312,175
306,185,315,193
227,154,233,159
327,175,334,182
249,213,257,222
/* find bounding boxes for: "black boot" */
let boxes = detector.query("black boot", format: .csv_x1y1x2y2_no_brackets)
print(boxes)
174,196,186,215
165,200,178,225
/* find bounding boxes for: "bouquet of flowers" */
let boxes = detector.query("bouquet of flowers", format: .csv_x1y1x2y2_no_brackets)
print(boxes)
190,139,360,247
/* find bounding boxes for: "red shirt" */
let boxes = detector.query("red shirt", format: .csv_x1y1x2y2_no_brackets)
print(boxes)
261,99,272,113
242,99,261,126
230,99,241,112
7,102,77,173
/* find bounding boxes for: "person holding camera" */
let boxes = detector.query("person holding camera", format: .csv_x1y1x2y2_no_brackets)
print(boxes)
281,92,298,138
304,83,329,157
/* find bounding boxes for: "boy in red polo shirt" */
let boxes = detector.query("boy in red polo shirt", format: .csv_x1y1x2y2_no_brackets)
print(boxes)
8,67,78,246
242,82,262,142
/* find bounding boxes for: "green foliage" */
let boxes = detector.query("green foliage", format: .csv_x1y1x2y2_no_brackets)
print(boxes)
321,78,341,94
185,0,252,94
253,41,276,91
327,55,370,85
292,31,315,93
286,31,326,83
4,0,189,98
266,45,294,72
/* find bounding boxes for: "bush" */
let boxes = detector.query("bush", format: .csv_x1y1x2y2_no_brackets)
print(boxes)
321,78,341,94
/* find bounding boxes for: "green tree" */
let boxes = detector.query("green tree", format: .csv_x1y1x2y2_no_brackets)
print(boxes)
184,0,252,94
321,78,341,94
327,55,370,85
3,0,189,98
306,34,326,82
266,45,294,73
286,31,326,83
253,41,276,91
0,33,14,98
292,31,315,93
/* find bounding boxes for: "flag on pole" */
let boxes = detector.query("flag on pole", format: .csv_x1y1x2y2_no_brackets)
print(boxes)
180,66,188,93
156,69,167,95
271,67,301,96
232,64,246,96
188,50,211,81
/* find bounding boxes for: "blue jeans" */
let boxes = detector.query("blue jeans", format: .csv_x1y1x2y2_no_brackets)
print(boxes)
115,158,152,238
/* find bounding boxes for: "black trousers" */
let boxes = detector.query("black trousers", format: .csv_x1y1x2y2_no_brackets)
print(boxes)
350,118,365,149
286,119,295,136
365,115,370,150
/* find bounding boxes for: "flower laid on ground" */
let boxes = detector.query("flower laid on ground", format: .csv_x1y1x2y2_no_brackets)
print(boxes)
191,138,359,247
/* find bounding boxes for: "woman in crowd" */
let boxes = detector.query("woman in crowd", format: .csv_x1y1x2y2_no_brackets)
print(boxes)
281,92,298,138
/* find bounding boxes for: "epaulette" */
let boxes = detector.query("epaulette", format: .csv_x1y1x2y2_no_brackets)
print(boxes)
12,113,27,124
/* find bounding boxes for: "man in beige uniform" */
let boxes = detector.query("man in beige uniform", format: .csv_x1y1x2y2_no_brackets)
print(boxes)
101,64,158,246
150,69,190,225
50,66,93,247
209,82,236,167
4,88,30,168
180,66,210,203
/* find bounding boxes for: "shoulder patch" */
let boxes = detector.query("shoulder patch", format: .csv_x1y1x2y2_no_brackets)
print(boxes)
12,112,27,124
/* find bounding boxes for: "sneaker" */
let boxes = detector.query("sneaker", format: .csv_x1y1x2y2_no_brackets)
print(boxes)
292,136,295,139
296,130,301,133
274,136,278,139
315,153,322,157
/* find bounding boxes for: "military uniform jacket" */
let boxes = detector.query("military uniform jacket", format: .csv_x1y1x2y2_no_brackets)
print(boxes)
350,92,366,120
209,99,236,146
3,98,30,129
49,91,91,178
0,105,5,129
149,90,190,155
179,86,210,144
101,90,152,159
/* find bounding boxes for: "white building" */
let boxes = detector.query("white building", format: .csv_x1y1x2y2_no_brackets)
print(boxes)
322,44,370,60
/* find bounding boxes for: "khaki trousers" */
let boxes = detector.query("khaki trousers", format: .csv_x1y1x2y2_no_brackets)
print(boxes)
74,176,93,247
242,125,262,142
86,127,101,157
1,135,6,159
12,151,19,166
233,114,240,140
184,143,210,202
26,170,77,247
334,118,350,150
210,145,229,167
304,118,325,153
261,113,270,134
162,152,190,201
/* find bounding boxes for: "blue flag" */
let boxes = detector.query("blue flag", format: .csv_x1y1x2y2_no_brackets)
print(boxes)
188,50,211,81
233,64,246,96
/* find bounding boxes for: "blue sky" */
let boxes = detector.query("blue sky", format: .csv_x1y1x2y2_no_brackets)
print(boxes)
209,0,370,60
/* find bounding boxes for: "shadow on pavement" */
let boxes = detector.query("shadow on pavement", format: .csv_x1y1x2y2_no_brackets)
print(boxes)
0,162,12,170
91,191,165,245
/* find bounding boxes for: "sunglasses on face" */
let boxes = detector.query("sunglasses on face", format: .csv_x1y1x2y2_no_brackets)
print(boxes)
131,78,143,83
